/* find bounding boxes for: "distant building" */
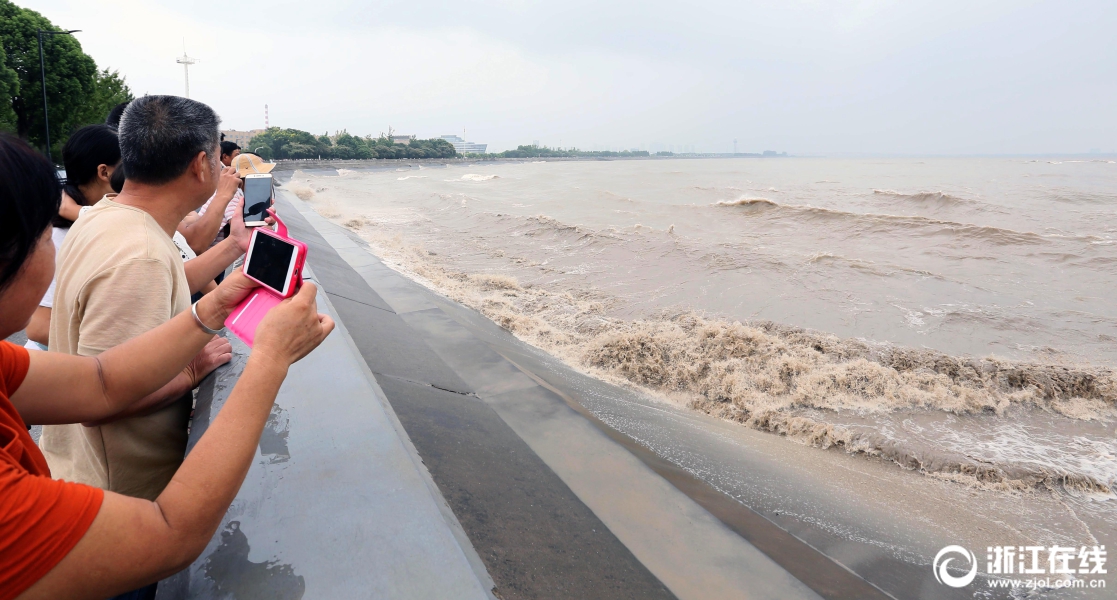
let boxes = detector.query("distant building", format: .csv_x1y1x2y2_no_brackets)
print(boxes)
392,135,415,145
441,134,487,154
222,129,266,149
762,150,788,157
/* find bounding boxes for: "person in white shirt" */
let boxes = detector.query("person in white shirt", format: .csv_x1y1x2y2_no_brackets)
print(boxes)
25,125,119,350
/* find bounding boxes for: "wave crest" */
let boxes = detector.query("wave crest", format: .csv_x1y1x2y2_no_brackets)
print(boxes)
872,189,973,206
714,197,777,207
581,316,1116,417
715,196,1046,245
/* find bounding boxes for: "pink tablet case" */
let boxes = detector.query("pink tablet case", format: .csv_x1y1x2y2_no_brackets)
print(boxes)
225,210,308,347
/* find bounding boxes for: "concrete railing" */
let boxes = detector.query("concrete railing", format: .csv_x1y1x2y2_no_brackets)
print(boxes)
156,266,492,599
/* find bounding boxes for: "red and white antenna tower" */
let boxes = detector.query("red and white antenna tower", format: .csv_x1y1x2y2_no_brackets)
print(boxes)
265,104,269,128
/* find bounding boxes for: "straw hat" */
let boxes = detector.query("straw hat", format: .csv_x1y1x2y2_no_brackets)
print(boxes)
231,153,275,177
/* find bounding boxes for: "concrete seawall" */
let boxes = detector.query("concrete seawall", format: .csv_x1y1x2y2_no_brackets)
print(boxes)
156,261,494,599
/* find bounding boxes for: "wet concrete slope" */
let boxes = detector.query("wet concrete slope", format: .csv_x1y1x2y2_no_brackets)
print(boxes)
278,196,685,600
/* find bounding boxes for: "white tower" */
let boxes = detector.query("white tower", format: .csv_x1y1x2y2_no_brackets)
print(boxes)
175,41,198,98
265,104,269,128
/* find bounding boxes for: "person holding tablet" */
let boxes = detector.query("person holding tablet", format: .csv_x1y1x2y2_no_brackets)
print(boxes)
0,133,333,599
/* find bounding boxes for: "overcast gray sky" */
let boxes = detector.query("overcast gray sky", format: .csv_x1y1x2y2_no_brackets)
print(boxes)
24,0,1117,154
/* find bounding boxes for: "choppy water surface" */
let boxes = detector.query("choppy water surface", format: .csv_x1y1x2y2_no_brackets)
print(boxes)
291,157,1117,496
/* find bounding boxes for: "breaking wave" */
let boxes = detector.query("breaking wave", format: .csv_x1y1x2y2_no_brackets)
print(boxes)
714,196,1047,245
339,224,1117,495
872,189,974,206
293,161,1117,497
286,181,316,201
804,252,944,280
714,197,777,207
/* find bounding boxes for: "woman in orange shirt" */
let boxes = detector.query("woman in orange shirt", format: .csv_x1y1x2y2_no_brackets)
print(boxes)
0,133,334,599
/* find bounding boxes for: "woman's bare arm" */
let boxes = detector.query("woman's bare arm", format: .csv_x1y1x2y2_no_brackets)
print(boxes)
25,306,50,345
178,166,240,254
58,190,82,222
11,271,256,425
182,197,251,294
19,283,334,600
81,336,232,427
183,237,245,294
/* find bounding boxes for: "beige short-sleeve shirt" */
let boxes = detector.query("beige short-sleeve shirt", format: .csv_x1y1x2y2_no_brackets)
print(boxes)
40,197,192,500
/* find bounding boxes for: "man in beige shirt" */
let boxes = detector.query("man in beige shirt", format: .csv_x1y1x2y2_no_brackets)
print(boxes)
41,96,236,500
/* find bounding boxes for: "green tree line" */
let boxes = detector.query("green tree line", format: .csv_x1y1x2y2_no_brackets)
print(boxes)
249,127,457,160
468,144,651,159
0,0,133,159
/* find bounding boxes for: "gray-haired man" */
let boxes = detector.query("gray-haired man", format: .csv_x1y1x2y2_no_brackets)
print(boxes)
41,96,233,501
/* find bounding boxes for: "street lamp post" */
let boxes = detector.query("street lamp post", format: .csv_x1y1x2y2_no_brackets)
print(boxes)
37,28,81,162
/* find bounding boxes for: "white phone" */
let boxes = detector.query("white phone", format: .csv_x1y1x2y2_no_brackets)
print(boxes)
242,229,303,297
242,173,273,227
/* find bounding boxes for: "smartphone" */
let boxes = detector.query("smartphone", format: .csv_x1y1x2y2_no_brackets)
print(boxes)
243,174,273,227
242,228,306,298
226,211,309,348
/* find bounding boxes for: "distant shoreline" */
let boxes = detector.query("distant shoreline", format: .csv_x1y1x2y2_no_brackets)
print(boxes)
268,153,792,172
